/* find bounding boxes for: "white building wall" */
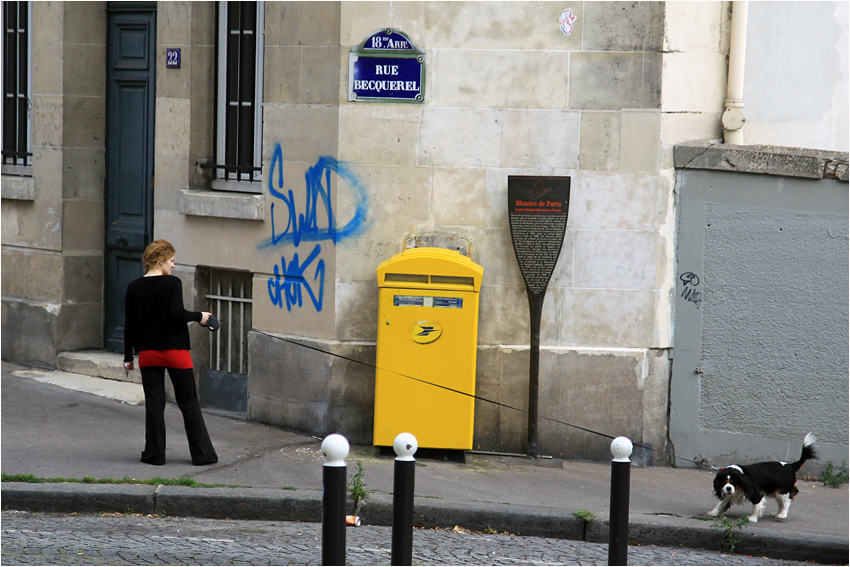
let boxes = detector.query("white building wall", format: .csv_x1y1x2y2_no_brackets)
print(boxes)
743,1,848,151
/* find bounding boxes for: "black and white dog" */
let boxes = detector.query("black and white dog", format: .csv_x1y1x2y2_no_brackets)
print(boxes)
707,433,817,523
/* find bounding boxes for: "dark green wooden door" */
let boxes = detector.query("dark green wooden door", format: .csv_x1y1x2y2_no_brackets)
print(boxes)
104,3,156,352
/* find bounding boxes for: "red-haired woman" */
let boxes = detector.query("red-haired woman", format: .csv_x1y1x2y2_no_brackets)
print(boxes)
123,240,218,466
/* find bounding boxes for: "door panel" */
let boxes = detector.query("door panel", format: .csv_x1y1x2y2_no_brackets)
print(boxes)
104,4,156,353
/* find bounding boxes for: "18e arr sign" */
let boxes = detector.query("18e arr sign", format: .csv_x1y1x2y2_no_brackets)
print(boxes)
349,29,425,103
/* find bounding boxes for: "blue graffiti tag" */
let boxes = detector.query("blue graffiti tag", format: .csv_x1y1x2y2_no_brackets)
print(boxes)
262,144,370,312
267,244,325,312
262,144,370,249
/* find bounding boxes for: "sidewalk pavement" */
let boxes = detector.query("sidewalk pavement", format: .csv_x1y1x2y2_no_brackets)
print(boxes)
2,361,847,565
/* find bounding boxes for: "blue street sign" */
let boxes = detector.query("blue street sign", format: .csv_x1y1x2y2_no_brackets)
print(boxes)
349,29,425,104
350,56,423,101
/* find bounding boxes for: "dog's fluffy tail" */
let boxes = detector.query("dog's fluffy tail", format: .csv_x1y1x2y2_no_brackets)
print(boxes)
792,432,818,471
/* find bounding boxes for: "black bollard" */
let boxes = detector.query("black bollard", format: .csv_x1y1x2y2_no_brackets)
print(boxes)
322,434,349,566
391,433,418,566
608,437,633,566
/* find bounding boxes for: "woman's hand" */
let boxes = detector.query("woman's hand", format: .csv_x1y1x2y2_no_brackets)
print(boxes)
200,312,213,325
124,361,134,371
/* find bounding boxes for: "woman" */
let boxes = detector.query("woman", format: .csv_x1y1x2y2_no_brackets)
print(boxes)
123,240,218,466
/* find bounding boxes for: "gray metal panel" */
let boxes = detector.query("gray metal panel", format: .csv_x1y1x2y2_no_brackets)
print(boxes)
670,167,849,468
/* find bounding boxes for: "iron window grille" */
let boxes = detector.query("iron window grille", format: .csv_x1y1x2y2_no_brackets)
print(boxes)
211,1,264,193
2,1,32,173
205,269,253,375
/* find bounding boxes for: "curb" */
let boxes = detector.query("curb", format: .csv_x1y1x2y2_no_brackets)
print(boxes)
2,482,847,565
584,513,849,565
1,482,156,515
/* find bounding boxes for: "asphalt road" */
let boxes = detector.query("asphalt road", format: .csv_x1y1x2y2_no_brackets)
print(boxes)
1,511,820,566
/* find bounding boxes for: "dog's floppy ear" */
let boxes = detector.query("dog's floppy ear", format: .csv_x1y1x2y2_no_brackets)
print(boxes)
712,470,726,499
737,470,759,502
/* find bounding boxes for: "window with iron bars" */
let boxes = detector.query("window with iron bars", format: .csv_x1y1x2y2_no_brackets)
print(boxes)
205,269,253,375
2,1,32,173
207,1,264,193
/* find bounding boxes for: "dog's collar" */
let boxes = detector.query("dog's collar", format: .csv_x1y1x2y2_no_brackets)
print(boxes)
723,465,744,474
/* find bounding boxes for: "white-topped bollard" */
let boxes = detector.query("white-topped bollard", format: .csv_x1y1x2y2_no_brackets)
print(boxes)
608,436,633,566
391,433,418,566
321,434,349,566
610,436,633,462
393,432,418,461
322,434,350,466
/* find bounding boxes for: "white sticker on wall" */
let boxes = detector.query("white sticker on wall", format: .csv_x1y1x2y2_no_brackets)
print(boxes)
559,8,577,36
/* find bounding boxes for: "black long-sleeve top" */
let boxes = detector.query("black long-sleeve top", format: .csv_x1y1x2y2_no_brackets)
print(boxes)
124,275,202,362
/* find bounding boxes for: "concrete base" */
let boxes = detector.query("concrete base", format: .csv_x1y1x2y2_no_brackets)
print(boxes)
2,298,103,369
246,330,671,463
474,346,671,464
247,330,377,445
2,298,58,368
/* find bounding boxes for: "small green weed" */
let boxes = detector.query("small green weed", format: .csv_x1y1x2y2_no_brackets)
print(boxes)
347,460,368,510
820,460,849,488
574,509,596,523
574,509,596,542
711,515,749,553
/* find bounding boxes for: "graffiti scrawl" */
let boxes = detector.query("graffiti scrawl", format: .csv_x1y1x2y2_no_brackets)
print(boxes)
267,244,326,312
262,144,370,312
679,271,702,309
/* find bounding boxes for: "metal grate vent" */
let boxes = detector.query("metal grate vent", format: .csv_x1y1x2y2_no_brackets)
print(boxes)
205,269,253,374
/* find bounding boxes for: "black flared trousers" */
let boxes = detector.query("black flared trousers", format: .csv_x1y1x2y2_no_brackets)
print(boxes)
139,366,218,466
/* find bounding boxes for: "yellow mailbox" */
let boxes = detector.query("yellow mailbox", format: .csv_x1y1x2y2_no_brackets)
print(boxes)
373,247,484,450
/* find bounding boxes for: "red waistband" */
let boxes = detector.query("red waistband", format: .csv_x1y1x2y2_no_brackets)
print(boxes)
138,349,193,369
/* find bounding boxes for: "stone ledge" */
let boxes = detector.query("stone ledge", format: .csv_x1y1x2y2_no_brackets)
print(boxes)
57,350,141,384
674,141,849,181
1,174,35,200
178,190,265,220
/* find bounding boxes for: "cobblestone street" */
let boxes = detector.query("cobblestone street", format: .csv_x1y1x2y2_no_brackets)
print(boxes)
1,511,819,566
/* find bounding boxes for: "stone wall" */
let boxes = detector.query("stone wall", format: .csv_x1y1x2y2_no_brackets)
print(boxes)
2,2,107,366
742,1,849,152
238,1,726,460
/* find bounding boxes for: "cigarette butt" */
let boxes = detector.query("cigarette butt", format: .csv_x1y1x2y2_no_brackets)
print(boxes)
345,515,361,527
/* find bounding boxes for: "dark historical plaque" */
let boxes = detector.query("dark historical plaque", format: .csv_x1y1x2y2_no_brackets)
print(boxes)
508,176,571,458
